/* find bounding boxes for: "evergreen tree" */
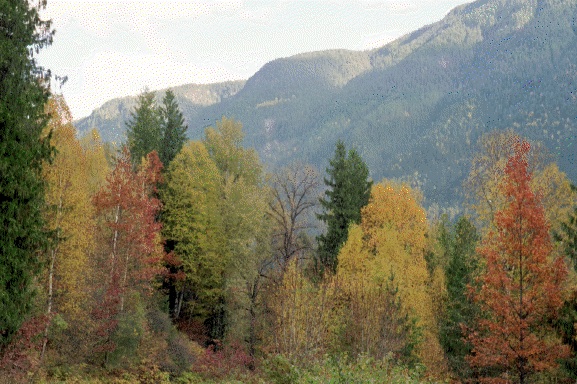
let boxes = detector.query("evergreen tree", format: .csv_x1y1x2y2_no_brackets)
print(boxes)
0,0,54,350
553,184,577,379
159,89,188,167
439,215,479,379
316,140,371,274
126,89,161,165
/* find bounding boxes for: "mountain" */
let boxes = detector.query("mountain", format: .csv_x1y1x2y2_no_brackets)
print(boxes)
76,81,246,144
75,0,577,214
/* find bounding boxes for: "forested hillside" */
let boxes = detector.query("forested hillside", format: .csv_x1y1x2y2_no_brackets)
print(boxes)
77,0,577,213
5,0,577,383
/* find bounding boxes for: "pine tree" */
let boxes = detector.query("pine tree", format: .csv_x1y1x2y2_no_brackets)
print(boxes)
126,89,161,165
0,0,54,350
159,89,188,167
316,140,371,274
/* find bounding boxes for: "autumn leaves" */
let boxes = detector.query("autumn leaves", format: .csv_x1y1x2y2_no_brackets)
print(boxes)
4,95,576,382
466,140,569,382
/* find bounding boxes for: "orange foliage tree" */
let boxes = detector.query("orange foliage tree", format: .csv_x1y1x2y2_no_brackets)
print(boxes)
92,148,164,365
467,140,569,383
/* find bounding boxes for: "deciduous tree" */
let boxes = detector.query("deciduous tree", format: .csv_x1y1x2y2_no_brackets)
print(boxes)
161,141,225,321
465,129,575,235
337,181,445,373
40,96,95,362
268,163,319,270
80,128,110,195
92,148,163,365
467,140,569,383
203,117,269,342
553,183,577,379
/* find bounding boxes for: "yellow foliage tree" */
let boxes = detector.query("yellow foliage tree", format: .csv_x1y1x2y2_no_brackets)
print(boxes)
465,129,576,235
337,181,446,373
80,128,110,196
266,259,334,363
41,96,95,361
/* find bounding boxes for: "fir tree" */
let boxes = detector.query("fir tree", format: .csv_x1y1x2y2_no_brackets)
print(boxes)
126,89,161,165
439,215,479,379
159,89,188,167
0,0,54,350
316,140,371,274
553,184,577,379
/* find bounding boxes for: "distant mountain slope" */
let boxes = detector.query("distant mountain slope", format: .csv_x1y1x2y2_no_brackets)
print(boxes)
75,81,246,143
75,0,577,213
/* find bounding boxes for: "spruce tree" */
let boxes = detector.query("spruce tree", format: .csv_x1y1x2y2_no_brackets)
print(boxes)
439,216,479,379
126,89,161,165
316,140,372,274
0,0,54,349
159,89,188,167
553,184,577,379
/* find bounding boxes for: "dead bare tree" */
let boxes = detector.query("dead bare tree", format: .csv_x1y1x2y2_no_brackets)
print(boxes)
268,163,320,270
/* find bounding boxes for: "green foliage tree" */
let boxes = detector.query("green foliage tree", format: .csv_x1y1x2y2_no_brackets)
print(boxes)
159,89,188,167
553,184,577,379
316,140,372,274
161,141,225,322
126,89,161,165
203,117,270,345
438,215,479,380
0,0,54,351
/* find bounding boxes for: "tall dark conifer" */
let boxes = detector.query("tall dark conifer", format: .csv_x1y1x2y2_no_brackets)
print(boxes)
159,89,188,167
126,89,161,165
553,184,577,379
0,0,54,349
439,215,479,379
316,140,372,274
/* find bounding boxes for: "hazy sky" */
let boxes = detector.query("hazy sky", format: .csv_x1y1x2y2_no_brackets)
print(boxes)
37,0,473,119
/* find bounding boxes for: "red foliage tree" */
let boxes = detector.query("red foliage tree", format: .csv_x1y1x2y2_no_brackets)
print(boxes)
92,148,164,361
467,140,569,383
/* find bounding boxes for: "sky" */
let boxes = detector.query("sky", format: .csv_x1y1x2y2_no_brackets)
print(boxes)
37,0,474,120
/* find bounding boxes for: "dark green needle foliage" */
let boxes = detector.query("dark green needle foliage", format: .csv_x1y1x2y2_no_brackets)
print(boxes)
0,0,54,350
554,184,577,380
126,89,161,165
316,140,372,274
159,89,188,167
439,215,479,380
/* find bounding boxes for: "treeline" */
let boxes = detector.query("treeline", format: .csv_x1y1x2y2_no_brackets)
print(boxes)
4,92,577,384
4,2,577,383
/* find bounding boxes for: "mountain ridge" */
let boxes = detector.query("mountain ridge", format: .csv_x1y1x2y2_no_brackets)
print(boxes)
75,0,577,214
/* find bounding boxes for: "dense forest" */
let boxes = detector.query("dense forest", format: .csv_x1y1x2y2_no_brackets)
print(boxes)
3,1,577,384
